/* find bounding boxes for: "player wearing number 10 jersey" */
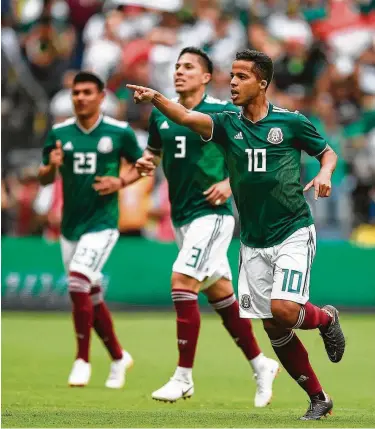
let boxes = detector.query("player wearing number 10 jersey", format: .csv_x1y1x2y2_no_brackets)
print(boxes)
127,49,346,420
141,48,278,407
38,72,143,389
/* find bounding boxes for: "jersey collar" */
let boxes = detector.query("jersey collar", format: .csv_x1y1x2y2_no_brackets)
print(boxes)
75,114,103,134
241,102,271,124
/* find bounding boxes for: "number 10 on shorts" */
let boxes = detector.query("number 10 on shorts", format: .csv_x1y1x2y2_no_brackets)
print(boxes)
281,268,303,294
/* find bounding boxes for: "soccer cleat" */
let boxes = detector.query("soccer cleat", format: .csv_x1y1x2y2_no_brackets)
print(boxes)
105,350,134,389
152,378,194,403
253,358,280,407
68,359,91,387
300,392,333,420
320,305,346,363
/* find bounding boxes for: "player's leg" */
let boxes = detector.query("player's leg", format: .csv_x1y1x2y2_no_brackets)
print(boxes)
270,225,345,363
203,276,279,407
60,235,92,386
90,275,121,360
152,215,228,402
72,229,133,388
267,226,344,419
90,277,133,388
263,319,332,420
238,240,332,418
151,271,200,402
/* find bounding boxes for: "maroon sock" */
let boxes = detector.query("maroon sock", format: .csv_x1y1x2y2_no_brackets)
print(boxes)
172,289,200,368
69,272,93,363
269,331,323,397
293,302,332,331
90,286,123,360
210,294,261,360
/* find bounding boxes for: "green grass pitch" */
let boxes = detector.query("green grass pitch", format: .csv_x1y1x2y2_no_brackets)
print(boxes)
2,311,375,428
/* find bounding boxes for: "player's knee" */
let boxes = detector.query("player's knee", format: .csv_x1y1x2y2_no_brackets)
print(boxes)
90,286,103,306
271,299,300,327
204,277,233,302
68,271,91,294
171,272,200,293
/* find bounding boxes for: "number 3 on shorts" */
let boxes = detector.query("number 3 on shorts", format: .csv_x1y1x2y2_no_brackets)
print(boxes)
281,269,303,294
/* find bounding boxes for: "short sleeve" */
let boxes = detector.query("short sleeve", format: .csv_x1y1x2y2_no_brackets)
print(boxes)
295,113,328,157
120,126,143,163
42,130,57,165
201,113,227,148
147,109,163,155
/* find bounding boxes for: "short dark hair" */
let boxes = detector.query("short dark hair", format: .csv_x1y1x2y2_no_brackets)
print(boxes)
178,47,214,75
73,71,105,92
235,49,274,89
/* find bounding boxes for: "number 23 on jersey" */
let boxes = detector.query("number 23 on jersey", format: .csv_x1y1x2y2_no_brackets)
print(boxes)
73,152,97,174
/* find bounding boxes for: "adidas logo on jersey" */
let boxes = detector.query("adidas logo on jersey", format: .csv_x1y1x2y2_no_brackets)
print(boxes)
234,132,243,140
160,121,169,129
63,142,73,151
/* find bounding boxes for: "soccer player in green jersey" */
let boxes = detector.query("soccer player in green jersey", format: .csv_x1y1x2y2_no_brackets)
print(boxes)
137,47,279,406
128,49,346,420
38,72,143,389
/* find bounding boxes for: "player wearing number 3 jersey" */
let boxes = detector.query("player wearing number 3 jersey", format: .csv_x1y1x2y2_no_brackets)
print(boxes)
38,71,143,389
128,49,346,420
141,47,278,407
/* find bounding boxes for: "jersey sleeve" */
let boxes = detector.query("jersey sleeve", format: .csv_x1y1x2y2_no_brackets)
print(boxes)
147,109,163,156
42,129,57,165
295,113,328,156
120,126,143,163
201,112,228,148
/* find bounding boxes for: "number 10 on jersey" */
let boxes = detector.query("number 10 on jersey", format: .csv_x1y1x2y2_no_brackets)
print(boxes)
245,149,266,172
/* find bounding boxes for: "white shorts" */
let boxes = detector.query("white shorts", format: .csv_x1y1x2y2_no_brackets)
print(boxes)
60,229,119,284
173,214,234,291
239,225,316,319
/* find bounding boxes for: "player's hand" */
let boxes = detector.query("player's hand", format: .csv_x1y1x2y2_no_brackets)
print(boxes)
135,154,156,177
49,140,63,167
92,176,122,196
203,179,232,206
303,169,332,200
126,84,157,104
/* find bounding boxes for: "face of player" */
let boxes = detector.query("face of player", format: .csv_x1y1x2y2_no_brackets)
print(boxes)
174,53,211,94
230,60,267,105
72,82,104,119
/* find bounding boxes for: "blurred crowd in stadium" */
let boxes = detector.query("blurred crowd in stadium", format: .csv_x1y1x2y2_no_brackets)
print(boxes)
1,0,375,244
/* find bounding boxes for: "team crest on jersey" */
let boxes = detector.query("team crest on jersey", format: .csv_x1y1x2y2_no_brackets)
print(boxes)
240,294,252,310
97,137,113,153
267,127,283,144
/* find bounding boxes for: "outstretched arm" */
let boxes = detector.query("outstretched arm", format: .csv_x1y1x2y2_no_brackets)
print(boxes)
127,85,213,140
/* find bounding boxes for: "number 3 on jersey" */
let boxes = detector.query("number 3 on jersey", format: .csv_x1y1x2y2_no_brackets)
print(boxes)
245,149,266,172
175,136,186,158
73,152,97,174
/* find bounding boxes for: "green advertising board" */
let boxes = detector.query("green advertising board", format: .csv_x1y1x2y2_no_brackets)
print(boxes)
1,237,375,309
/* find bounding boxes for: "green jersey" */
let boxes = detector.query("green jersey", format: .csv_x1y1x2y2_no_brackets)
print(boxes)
148,94,238,226
207,104,328,248
42,115,142,241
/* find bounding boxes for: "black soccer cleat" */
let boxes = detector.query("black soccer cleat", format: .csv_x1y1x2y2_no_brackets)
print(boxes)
300,393,333,420
320,305,346,363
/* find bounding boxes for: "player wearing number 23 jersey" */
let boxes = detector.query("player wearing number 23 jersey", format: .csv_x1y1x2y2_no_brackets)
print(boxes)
42,115,142,241
39,71,143,390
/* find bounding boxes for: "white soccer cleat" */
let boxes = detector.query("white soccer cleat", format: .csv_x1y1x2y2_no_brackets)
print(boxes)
254,358,280,407
68,358,91,387
152,378,194,402
105,350,134,389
